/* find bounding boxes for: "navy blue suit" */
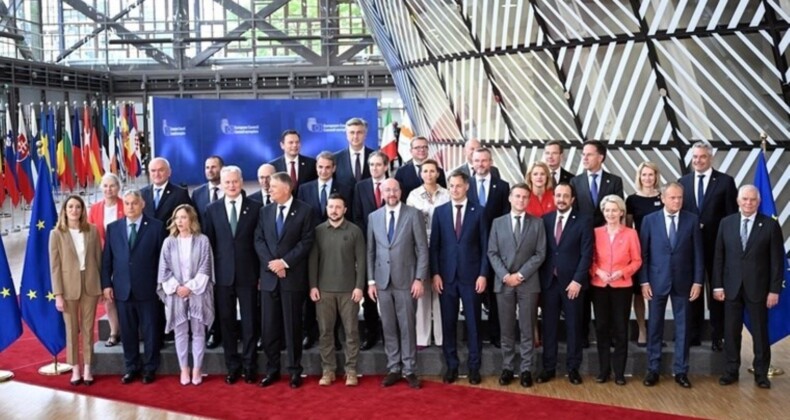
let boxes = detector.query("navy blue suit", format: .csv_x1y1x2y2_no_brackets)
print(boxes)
430,201,489,371
248,190,271,206
191,183,217,217
296,179,354,225
639,210,704,374
334,147,374,187
254,198,315,375
269,154,318,192
141,182,193,228
570,171,624,228
394,160,447,203
101,215,165,375
540,210,593,372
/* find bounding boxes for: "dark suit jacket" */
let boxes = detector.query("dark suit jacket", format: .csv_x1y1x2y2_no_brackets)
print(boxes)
191,183,218,216
570,171,624,227
248,190,272,206
394,160,447,202
352,178,380,235
254,198,315,292
429,201,490,285
679,169,738,268
296,179,354,225
455,163,500,180
639,210,704,295
101,215,165,301
203,197,262,287
334,147,374,187
269,154,318,190
141,182,193,226
466,176,510,228
712,213,784,303
556,167,574,185
540,211,593,290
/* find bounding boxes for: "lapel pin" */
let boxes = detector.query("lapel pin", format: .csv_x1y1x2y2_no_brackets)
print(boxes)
291,212,296,216
143,221,148,225
758,223,763,227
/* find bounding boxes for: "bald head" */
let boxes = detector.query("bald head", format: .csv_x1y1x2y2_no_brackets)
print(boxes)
257,163,276,191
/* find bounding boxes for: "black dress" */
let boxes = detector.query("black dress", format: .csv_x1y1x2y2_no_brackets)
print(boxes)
626,193,662,294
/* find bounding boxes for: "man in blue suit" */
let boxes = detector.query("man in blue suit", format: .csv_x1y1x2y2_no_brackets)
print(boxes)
334,118,374,187
394,136,446,201
101,190,165,385
536,182,593,385
430,170,489,385
141,157,193,228
191,155,224,217
268,130,317,193
640,182,704,388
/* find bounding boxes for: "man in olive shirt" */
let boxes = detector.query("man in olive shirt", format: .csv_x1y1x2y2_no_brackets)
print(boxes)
308,193,366,387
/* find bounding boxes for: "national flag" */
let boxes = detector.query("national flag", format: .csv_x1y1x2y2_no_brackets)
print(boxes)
0,234,22,353
3,106,21,207
28,105,39,186
15,104,35,203
397,110,415,163
46,106,59,189
88,105,104,183
56,106,75,191
72,106,86,187
127,104,142,178
381,106,398,162
100,103,111,174
20,158,66,356
112,104,124,176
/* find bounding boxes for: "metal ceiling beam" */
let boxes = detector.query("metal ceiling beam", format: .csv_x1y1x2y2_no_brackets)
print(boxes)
56,0,148,62
0,0,34,60
332,37,372,64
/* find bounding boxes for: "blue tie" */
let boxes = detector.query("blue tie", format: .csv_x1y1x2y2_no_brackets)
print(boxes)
697,174,705,210
478,179,487,207
387,210,395,243
590,174,599,206
668,214,677,248
741,218,749,250
320,184,328,216
154,188,162,209
276,205,285,239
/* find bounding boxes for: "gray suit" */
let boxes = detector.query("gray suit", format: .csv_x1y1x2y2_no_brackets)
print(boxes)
487,212,546,373
367,204,429,375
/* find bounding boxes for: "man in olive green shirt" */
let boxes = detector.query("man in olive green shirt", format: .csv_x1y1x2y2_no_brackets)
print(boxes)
308,193,366,387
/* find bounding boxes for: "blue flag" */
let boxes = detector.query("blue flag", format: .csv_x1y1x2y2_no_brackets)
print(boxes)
20,158,66,356
0,235,22,353
745,151,790,345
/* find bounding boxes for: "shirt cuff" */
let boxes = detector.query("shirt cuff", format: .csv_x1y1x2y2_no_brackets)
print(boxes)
713,288,724,292
368,280,376,286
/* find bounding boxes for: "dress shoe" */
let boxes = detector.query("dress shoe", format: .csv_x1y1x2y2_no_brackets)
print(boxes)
381,372,401,387
83,378,94,386
643,371,659,387
259,373,280,387
674,373,692,388
536,370,556,383
490,338,501,349
442,368,459,384
711,339,724,352
206,334,221,349
468,369,482,385
405,373,421,389
121,372,138,384
180,369,191,386
70,377,83,386
302,335,316,350
289,374,302,388
243,369,257,384
689,338,701,347
581,339,590,349
360,338,377,351
225,371,241,385
519,371,533,388
498,369,514,386
595,373,609,383
568,369,582,385
718,372,739,386
142,372,156,384
614,375,626,386
755,376,771,389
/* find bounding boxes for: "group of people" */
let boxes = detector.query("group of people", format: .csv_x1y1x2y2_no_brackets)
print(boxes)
48,117,785,392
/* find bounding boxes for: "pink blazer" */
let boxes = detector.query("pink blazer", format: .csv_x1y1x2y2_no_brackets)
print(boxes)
88,200,125,246
590,225,642,288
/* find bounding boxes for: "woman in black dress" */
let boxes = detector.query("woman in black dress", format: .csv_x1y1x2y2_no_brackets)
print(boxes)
625,162,663,346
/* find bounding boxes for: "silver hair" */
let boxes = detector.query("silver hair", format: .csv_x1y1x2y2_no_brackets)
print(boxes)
220,165,243,181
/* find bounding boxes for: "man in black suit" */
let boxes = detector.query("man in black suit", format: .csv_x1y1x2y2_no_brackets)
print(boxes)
536,182,593,385
254,172,315,389
268,130,317,192
203,166,262,385
455,139,501,179
466,147,510,348
248,163,275,205
713,185,784,389
352,151,389,349
191,155,224,216
543,140,574,185
394,136,446,201
679,141,738,351
141,157,194,228
334,117,374,187
296,151,354,349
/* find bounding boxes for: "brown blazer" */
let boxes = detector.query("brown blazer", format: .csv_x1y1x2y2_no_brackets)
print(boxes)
49,225,103,300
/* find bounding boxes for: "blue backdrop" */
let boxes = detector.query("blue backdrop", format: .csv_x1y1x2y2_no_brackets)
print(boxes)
152,97,379,185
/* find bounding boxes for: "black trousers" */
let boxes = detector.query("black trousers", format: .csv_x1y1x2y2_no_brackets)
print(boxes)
591,286,631,377
724,290,770,377
117,298,161,374
216,284,259,373
261,285,307,375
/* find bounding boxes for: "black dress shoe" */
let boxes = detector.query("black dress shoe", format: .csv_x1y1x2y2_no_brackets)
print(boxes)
468,369,482,385
536,370,555,383
498,369,514,386
595,373,609,383
206,334,221,349
289,374,302,388
520,371,533,388
121,372,138,384
755,376,771,389
614,376,626,386
581,339,590,349
360,338,377,351
225,371,241,385
259,373,280,387
142,372,155,384
568,369,582,385
711,339,724,352
381,371,401,387
490,338,501,349
243,369,257,384
443,368,458,384
689,338,701,347
83,378,94,386
405,373,421,389
719,372,739,386
643,371,659,387
674,373,692,388
302,335,315,350
70,378,83,386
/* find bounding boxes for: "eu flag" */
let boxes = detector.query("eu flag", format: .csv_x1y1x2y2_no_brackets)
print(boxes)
0,235,22,353
20,158,66,356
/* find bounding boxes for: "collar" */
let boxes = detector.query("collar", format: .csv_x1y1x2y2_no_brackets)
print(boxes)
385,202,402,213
511,211,526,218
277,196,294,208
126,216,143,225
327,218,348,230
153,181,169,191
372,176,386,184
664,209,679,218
452,199,468,207
286,155,300,165
318,178,333,189
587,169,602,178
695,168,713,178
557,208,572,218
224,195,242,205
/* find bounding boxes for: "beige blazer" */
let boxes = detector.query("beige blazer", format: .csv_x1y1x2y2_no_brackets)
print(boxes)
49,225,102,300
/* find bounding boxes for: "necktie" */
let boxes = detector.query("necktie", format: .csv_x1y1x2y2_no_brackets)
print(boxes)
276,205,285,239
229,200,238,236
211,187,219,202
128,222,137,248
154,188,162,209
454,204,463,240
668,214,677,248
552,170,558,185
264,195,271,205
555,215,564,243
387,210,395,243
354,153,362,182
320,184,328,216
416,164,422,178
290,161,298,188
741,218,749,250
697,174,705,210
478,178,487,207
514,215,522,246
590,174,599,206
374,182,382,208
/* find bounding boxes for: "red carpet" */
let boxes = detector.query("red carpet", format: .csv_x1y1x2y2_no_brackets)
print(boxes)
1,326,693,420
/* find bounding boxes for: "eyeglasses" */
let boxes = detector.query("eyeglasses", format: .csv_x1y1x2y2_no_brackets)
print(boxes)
412,145,429,150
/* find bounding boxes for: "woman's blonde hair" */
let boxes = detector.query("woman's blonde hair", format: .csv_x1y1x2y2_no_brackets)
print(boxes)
167,204,201,236
56,195,90,232
524,161,555,191
634,161,661,192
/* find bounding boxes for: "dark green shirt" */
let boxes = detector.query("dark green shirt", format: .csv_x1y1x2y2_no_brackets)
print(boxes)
308,219,366,292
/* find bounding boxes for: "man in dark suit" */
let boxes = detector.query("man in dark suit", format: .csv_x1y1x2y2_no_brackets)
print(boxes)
536,182,593,385
394,136,447,201
466,147,510,348
334,117,374,187
351,151,389,349
713,185,784,389
297,151,354,349
141,157,193,228
640,182,704,389
543,140,574,185
268,129,317,193
248,163,275,205
430,170,489,385
679,141,738,351
254,172,315,388
455,138,501,179
101,190,165,384
203,166,262,385
191,155,224,216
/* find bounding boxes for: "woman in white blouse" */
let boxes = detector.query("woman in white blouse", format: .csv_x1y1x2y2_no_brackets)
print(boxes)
406,159,450,348
157,204,215,385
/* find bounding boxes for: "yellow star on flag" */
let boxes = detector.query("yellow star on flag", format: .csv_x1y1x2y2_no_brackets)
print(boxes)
27,289,37,299
1,287,10,298
46,291,56,302
36,220,46,230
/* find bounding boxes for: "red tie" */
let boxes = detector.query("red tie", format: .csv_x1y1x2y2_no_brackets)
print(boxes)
454,204,463,240
555,214,564,243
374,182,382,208
290,161,298,188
